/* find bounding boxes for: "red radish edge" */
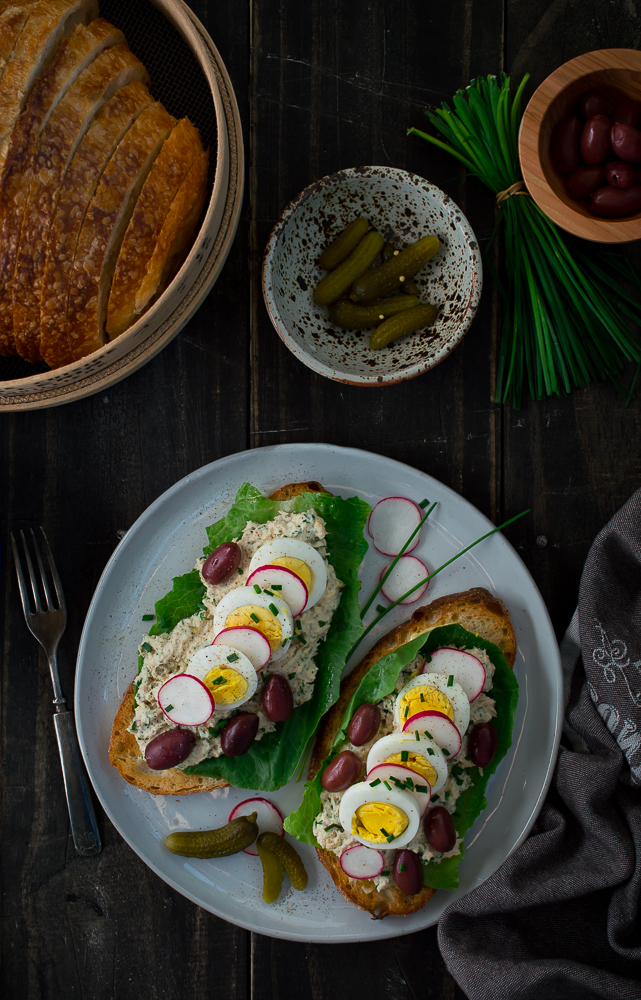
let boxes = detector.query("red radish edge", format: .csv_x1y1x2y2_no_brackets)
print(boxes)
380,555,429,605
246,564,308,617
340,844,385,879
367,497,423,556
229,798,284,856
423,647,486,702
213,626,271,669
157,674,214,726
402,710,462,760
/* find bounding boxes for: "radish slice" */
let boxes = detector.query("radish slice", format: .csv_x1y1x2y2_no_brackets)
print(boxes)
368,497,423,556
380,555,429,605
425,647,486,702
246,565,308,618
366,762,431,815
229,798,284,856
212,627,271,670
157,674,214,726
403,710,462,760
340,844,385,880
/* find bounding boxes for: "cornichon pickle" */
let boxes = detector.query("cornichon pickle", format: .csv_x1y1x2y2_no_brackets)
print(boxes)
351,235,440,303
164,812,258,858
314,230,384,307
329,295,420,330
318,217,369,271
382,242,420,294
258,831,308,890
257,836,284,903
370,303,438,349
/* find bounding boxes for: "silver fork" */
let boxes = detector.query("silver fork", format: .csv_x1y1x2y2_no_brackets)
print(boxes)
11,528,101,857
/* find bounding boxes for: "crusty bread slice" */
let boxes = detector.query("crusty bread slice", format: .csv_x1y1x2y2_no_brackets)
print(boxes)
0,5,31,80
106,117,205,337
65,101,175,361
109,481,328,796
0,18,126,357
269,481,326,501
309,587,516,919
0,0,99,169
40,80,154,369
11,43,149,361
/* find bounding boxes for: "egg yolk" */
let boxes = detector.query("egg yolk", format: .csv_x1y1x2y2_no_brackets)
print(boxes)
225,604,283,652
271,556,313,592
204,666,248,705
352,802,408,844
384,752,438,787
398,685,455,725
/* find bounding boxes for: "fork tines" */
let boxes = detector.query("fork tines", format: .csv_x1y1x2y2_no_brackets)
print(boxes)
10,527,66,616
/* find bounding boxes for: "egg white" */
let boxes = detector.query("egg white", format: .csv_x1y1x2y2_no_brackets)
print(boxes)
395,673,470,736
186,644,258,710
366,732,449,794
247,538,327,610
339,779,420,849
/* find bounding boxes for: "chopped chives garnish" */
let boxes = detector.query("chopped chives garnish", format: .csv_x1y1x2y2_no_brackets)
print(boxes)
264,589,274,596
324,824,342,831
404,705,409,718
442,747,449,754
369,778,382,787
419,499,429,509
381,870,390,876
420,693,425,702
295,620,302,630
131,720,137,731
401,751,409,762
415,732,420,742
212,676,226,685
383,780,391,790
399,862,406,872
380,828,390,838
237,568,243,575
288,672,296,679
392,777,403,787
142,614,154,621
250,613,260,623
297,635,307,644
445,791,450,800
404,777,414,789
386,833,396,843
141,642,153,653
165,704,174,712
253,584,261,593
318,620,326,627
271,584,282,590
425,731,433,739
415,784,428,793
427,747,434,755
197,602,207,611
269,603,279,616
226,653,239,662
376,604,387,614
448,674,454,686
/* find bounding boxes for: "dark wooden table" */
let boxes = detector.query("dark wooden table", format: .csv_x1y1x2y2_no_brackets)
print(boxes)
3,1,641,996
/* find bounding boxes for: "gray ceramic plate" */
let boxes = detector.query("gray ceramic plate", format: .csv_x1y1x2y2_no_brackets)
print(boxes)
262,167,482,385
75,443,562,942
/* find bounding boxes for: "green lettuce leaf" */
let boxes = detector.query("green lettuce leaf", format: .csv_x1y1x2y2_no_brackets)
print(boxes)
143,482,370,791
283,623,519,891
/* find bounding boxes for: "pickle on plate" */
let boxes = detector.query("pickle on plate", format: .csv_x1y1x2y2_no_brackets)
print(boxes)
318,217,369,271
258,831,308,890
329,295,420,330
313,230,384,307
350,235,440,303
257,834,284,903
370,303,438,350
164,812,258,858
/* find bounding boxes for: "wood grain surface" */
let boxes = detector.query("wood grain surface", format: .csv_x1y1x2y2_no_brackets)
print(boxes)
2,0,641,997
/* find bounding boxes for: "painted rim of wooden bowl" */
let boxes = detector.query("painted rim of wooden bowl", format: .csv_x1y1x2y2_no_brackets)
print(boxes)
262,166,483,387
519,48,641,243
0,0,245,410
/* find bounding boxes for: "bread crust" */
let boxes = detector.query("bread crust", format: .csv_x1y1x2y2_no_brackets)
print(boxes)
109,481,329,795
309,586,516,918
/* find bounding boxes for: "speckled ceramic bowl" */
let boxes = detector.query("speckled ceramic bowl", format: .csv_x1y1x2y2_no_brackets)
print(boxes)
262,166,482,386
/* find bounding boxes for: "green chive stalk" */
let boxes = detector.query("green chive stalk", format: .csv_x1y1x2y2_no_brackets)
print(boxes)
408,73,641,407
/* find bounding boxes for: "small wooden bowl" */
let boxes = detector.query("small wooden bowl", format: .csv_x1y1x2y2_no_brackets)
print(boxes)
519,49,641,242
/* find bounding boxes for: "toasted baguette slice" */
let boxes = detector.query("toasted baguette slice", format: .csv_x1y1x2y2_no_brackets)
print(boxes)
65,101,175,361
0,18,126,357
0,0,99,169
12,42,149,362
106,117,206,337
40,80,154,368
309,587,516,919
109,481,328,795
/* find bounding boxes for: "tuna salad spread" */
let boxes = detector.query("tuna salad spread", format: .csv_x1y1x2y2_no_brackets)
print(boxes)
313,646,496,893
131,509,343,769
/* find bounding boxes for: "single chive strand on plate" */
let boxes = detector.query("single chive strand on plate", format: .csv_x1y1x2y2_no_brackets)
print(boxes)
346,508,530,661
360,500,437,618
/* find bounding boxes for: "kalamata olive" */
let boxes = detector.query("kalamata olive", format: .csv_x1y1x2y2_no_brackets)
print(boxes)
605,160,635,189
320,750,362,792
551,115,581,173
202,542,242,585
261,674,293,722
220,712,259,756
577,89,609,121
145,728,195,770
423,805,457,853
467,722,499,768
580,114,612,164
611,122,641,163
393,849,424,896
591,184,641,217
348,703,382,746
612,100,640,128
566,164,605,199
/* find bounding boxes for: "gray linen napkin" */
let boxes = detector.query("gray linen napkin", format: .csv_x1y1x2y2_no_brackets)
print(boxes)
438,490,641,1000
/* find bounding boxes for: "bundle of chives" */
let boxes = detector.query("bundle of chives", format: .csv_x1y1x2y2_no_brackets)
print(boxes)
408,73,641,407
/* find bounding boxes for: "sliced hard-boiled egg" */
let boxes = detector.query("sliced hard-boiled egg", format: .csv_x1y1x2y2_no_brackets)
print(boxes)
247,538,327,611
186,644,258,710
366,732,448,794
246,565,308,617
339,779,420,848
365,762,431,816
213,587,293,660
395,673,470,736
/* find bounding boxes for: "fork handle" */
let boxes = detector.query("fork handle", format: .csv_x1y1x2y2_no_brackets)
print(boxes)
53,710,102,856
